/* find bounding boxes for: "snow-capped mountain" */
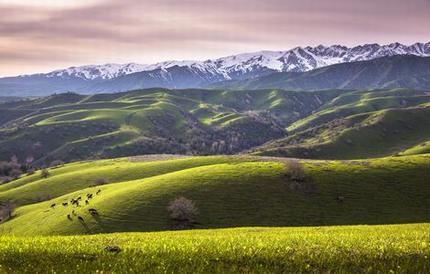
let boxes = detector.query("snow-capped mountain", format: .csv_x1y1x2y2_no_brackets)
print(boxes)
1,42,429,96
45,42,430,80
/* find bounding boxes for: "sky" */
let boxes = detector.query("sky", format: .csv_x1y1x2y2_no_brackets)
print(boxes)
1,0,429,76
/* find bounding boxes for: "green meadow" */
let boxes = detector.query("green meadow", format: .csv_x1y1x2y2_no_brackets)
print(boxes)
0,224,429,273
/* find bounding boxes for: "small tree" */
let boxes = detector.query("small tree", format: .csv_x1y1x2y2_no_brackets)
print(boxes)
40,169,50,178
167,197,198,229
0,201,15,222
286,159,305,182
9,168,22,179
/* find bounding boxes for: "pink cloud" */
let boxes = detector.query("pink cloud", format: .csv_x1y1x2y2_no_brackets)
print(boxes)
0,0,429,76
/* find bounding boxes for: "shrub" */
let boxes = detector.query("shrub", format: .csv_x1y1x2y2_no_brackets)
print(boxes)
40,169,50,178
286,159,305,182
50,160,64,168
94,178,108,186
167,196,198,227
9,168,22,179
27,168,36,175
1,177,12,185
0,201,15,222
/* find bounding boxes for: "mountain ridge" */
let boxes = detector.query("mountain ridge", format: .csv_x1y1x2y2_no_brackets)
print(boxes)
1,42,429,96
39,42,430,80
211,55,430,91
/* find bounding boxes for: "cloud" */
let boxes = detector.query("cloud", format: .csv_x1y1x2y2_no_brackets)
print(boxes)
0,0,429,76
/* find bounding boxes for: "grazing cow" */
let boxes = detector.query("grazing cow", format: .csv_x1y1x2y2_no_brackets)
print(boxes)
88,208,98,216
71,199,76,204
72,210,76,215
50,203,56,208
77,197,82,200
67,214,72,220
87,194,93,199
62,202,68,206
78,216,84,222
96,189,101,195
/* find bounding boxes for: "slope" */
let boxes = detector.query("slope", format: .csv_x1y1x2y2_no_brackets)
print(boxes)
253,106,430,159
0,89,340,165
1,154,429,235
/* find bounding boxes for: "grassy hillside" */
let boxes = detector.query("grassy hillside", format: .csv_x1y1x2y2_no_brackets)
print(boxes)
0,224,429,273
254,106,430,159
1,154,429,236
1,87,430,164
0,89,342,165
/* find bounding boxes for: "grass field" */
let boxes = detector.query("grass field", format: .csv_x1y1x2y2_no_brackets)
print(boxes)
0,154,429,272
1,154,429,236
0,224,428,273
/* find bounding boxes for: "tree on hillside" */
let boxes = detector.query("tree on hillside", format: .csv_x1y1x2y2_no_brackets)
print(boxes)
40,169,50,178
286,159,305,182
167,196,198,229
0,156,23,182
0,201,15,222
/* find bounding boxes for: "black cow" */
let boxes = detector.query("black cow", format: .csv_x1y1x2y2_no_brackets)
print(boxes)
88,208,98,216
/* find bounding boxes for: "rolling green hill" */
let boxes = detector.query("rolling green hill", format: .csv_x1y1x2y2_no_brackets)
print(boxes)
0,89,341,165
1,154,429,236
1,87,430,164
252,89,430,159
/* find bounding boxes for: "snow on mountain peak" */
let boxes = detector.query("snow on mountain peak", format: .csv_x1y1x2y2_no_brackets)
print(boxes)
43,42,430,81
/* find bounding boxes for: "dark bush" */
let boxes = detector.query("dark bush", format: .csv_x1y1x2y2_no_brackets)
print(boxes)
40,169,50,178
167,196,198,229
286,159,305,182
1,177,12,185
27,168,36,175
0,201,15,222
94,178,108,186
50,160,64,168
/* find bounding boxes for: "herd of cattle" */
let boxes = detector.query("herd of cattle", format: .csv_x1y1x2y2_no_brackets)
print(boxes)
50,189,102,223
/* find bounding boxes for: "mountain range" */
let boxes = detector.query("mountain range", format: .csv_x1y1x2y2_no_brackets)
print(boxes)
212,55,430,90
1,42,429,96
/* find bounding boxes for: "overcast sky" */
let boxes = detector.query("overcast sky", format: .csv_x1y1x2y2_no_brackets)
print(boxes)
1,0,429,76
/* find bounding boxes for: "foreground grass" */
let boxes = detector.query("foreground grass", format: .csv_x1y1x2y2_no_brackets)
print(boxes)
0,224,429,273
